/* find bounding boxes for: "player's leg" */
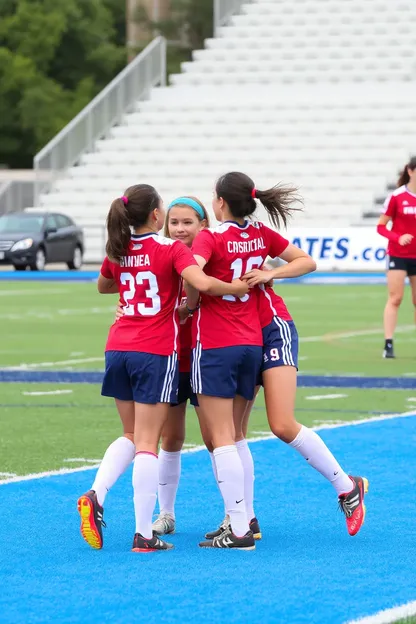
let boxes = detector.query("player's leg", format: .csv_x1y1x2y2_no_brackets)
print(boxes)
194,345,261,549
383,262,406,358
130,352,178,552
408,271,416,328
77,352,136,549
153,399,186,536
263,319,368,536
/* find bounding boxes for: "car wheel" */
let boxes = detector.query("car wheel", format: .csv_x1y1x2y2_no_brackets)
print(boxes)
67,246,83,270
13,265,27,271
29,248,46,271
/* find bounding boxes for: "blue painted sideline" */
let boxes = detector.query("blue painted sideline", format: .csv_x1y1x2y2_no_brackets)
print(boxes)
0,369,415,388
0,270,386,284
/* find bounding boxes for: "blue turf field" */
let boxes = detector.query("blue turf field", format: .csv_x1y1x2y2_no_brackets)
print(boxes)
0,415,415,624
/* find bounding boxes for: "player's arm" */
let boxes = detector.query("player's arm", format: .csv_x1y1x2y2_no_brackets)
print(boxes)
97,273,119,294
182,258,249,299
377,213,413,246
97,257,119,293
243,244,316,287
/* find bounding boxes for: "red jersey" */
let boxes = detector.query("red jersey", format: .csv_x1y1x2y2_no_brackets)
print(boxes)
178,290,192,373
257,285,292,329
383,186,416,258
101,233,197,355
191,220,289,349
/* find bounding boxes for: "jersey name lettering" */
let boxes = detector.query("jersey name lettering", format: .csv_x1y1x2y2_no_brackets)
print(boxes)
227,238,266,254
120,254,150,268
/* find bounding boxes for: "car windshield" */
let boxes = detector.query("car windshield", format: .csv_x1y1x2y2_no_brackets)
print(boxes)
0,214,44,234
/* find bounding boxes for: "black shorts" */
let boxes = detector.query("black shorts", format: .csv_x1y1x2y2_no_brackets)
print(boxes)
388,256,416,276
171,372,198,407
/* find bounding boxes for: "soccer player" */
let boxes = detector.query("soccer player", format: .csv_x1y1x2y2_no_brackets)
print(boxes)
188,172,315,550
76,184,248,553
152,196,210,536
197,172,369,543
377,157,416,358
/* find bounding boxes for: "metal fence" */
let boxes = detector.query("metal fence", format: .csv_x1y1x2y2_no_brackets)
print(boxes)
213,0,250,35
34,36,167,205
0,181,35,216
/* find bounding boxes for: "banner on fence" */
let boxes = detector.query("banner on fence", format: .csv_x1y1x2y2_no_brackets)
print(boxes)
286,228,387,271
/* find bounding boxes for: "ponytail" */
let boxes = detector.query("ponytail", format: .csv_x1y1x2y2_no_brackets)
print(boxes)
397,156,416,188
106,198,131,262
216,171,302,229
255,184,301,229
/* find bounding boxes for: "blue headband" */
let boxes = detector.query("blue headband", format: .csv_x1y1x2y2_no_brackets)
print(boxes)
168,197,206,220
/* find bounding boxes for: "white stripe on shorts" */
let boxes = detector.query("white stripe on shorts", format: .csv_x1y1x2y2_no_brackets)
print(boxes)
273,317,295,366
191,342,202,395
160,354,176,402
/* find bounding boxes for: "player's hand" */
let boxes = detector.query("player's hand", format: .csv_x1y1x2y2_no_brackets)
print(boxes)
231,279,250,298
399,233,414,246
178,303,189,322
242,269,274,287
114,303,125,322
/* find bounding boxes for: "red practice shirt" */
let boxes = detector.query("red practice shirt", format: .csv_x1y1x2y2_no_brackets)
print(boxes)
257,285,292,329
383,186,416,258
101,233,197,355
191,220,289,349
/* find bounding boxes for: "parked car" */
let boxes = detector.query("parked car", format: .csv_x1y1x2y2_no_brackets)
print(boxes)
0,211,84,271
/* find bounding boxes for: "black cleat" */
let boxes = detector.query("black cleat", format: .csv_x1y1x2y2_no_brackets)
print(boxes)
383,341,395,359
132,532,174,552
199,527,255,550
77,490,106,550
204,514,230,539
249,517,262,540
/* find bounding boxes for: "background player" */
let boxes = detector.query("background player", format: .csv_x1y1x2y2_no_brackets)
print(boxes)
377,157,416,358
77,184,248,553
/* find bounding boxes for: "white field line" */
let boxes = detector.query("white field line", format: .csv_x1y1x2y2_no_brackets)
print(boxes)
23,390,73,396
6,357,103,370
407,397,416,402
306,394,348,401
302,324,414,343
345,600,416,624
63,458,102,464
0,410,415,486
0,288,69,297
0,306,114,321
0,472,17,477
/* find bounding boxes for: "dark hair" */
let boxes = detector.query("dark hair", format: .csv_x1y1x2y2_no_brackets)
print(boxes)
215,172,301,229
397,156,416,187
164,196,210,237
106,184,160,262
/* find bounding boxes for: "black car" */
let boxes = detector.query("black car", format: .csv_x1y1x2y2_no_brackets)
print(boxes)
0,211,84,271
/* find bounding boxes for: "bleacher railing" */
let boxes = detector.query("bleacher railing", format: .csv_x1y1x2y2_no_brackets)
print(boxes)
34,36,167,205
214,0,249,35
0,181,35,216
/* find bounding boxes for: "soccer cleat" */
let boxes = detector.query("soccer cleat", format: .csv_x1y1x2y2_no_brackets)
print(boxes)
249,517,262,540
77,490,106,550
204,514,230,539
132,533,174,552
383,343,395,359
152,512,176,536
199,527,255,550
338,476,369,536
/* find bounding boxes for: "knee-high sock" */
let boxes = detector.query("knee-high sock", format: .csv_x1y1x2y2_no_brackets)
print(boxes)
158,449,181,516
92,436,135,506
289,426,352,495
213,445,249,537
132,452,158,539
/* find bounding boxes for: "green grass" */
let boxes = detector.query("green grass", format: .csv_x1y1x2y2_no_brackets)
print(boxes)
0,280,415,478
0,282,414,374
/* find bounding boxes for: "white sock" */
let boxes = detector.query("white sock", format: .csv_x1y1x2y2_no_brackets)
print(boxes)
132,452,158,539
289,425,352,495
92,436,135,506
236,439,255,521
210,451,227,517
213,445,249,537
158,449,181,517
